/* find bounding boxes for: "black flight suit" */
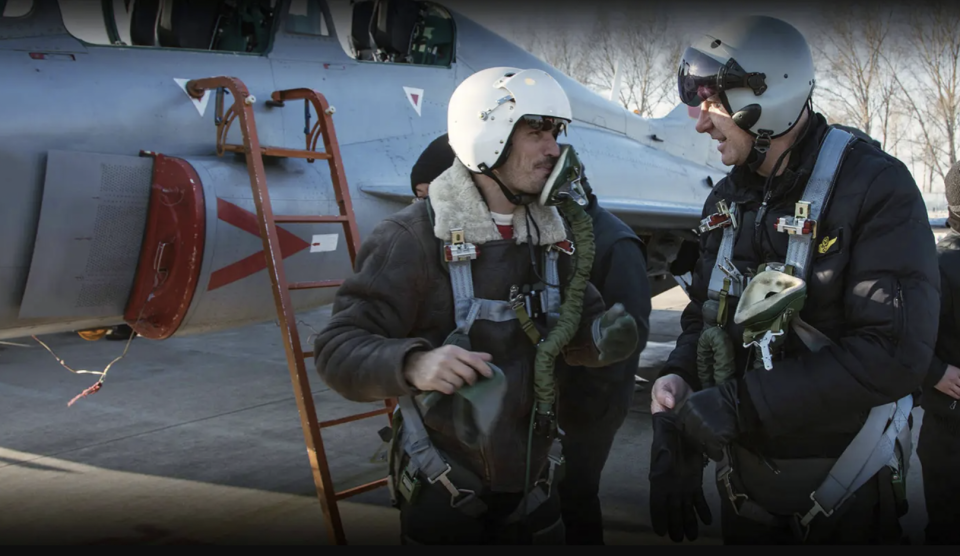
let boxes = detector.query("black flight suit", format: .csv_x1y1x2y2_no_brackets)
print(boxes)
917,226,960,544
555,180,652,544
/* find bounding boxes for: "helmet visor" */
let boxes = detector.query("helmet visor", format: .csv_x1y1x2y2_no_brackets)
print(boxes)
677,47,726,107
522,115,568,138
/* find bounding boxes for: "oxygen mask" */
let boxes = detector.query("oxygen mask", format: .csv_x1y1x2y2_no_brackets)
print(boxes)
539,144,588,207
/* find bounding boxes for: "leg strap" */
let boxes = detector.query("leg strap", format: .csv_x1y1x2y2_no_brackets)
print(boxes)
397,396,488,517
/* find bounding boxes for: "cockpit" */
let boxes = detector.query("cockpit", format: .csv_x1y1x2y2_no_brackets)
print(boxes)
127,0,278,53
348,0,454,66
43,0,455,67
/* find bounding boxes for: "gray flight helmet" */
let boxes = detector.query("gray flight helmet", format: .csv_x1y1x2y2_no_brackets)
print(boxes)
678,15,816,155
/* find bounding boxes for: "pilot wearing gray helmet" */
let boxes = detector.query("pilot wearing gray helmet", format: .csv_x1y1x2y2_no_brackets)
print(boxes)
648,15,939,545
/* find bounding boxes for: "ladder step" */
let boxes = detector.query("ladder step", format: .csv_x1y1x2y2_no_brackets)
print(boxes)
335,477,389,501
274,215,349,224
319,406,392,429
303,350,314,359
289,280,344,290
222,144,332,160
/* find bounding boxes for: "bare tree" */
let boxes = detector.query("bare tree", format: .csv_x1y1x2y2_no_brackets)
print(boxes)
516,18,592,85
809,3,906,151
882,0,960,187
519,6,687,117
576,6,688,116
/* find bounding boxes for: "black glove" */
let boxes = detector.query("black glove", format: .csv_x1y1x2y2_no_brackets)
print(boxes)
649,411,712,542
675,378,760,462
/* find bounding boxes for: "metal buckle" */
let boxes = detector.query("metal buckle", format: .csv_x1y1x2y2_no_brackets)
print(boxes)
698,200,737,233
791,492,834,542
552,240,575,255
718,465,750,515
428,463,477,508
775,202,817,237
717,257,744,297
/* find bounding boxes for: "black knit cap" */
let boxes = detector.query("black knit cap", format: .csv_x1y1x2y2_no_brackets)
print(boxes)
947,160,960,231
410,133,455,196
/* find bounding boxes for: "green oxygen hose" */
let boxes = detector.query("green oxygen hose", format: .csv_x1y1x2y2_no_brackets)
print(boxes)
532,195,596,433
522,193,595,535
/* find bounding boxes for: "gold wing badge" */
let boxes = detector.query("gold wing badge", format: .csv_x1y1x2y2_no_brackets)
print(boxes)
818,235,838,254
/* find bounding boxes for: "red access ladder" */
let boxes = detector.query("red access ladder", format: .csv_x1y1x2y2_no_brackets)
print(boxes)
184,76,396,546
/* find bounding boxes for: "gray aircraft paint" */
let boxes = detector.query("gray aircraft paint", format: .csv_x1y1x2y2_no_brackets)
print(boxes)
1,0,905,342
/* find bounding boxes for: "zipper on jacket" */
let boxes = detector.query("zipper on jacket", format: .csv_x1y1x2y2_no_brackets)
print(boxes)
893,281,904,343
479,440,491,484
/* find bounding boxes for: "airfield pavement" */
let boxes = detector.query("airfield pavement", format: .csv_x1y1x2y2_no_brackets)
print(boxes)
0,276,943,545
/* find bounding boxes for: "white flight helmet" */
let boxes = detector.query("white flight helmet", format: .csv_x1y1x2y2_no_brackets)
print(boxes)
447,67,572,177
678,16,815,147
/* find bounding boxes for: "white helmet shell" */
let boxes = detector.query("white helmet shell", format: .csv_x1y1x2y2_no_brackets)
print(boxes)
447,67,572,172
679,16,815,138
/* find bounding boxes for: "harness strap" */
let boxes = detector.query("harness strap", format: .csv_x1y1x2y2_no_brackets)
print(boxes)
544,249,561,329
793,394,913,537
782,128,857,281
717,393,914,541
397,396,488,517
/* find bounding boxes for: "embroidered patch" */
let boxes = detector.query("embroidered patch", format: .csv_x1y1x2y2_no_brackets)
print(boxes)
817,228,842,256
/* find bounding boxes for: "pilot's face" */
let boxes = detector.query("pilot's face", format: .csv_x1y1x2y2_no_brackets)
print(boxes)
495,117,562,195
414,183,429,199
695,96,754,167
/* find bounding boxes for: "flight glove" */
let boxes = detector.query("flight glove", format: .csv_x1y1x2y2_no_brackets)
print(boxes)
592,303,638,363
649,411,712,542
675,378,761,462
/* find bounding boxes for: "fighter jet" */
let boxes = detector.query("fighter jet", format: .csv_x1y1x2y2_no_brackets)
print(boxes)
0,0,754,344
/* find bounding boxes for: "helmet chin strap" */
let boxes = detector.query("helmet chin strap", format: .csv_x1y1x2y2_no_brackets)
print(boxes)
746,131,772,173
477,163,538,206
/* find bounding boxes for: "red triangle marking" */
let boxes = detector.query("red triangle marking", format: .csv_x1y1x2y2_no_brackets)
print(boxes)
207,198,311,291
411,93,419,106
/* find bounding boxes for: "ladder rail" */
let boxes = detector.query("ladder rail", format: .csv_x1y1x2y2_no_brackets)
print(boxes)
269,88,361,264
185,76,393,546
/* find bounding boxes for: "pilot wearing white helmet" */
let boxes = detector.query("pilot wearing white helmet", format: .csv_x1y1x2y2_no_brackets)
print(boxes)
313,66,639,545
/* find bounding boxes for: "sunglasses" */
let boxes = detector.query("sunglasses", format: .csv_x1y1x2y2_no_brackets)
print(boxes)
522,115,568,138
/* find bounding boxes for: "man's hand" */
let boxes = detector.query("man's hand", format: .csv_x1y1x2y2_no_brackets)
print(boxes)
651,374,692,414
594,303,639,363
402,345,493,395
676,379,756,462
649,412,712,542
935,364,960,400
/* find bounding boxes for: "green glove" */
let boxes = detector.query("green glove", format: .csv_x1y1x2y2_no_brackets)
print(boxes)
592,303,639,363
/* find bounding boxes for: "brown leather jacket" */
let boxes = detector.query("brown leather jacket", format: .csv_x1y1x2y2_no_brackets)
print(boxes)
313,160,616,492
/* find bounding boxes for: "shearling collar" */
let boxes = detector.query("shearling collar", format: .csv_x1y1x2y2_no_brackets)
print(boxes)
428,159,568,246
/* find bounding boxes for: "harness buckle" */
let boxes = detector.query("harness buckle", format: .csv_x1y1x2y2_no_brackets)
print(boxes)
444,242,478,262
427,462,477,508
790,492,834,542
699,199,737,233
718,464,750,515
775,201,817,237
552,239,575,255
445,227,478,262
796,491,834,528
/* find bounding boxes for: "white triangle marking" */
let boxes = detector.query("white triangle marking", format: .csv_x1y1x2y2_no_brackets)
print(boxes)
403,86,423,117
174,78,212,117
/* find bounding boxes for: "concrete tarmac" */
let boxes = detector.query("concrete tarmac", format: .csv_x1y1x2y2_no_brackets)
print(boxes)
0,286,936,544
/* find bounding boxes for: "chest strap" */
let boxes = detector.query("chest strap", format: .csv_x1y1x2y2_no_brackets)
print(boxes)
705,200,742,326
445,227,563,343
775,127,857,281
